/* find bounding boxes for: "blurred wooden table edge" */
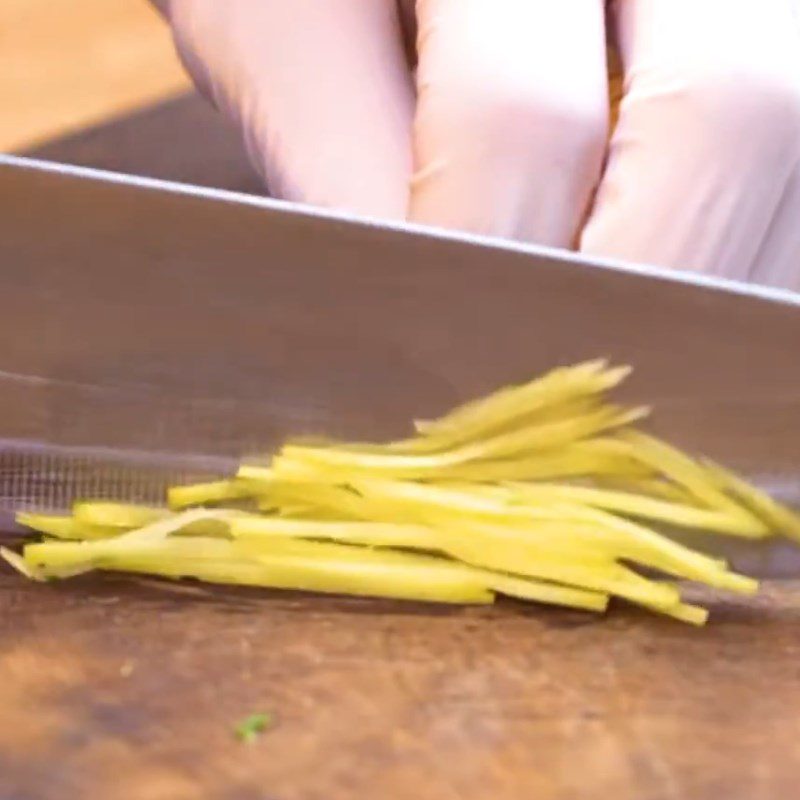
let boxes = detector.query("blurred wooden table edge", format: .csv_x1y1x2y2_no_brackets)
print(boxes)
0,0,190,152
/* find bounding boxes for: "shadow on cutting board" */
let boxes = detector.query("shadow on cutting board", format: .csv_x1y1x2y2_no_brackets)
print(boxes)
21,91,262,195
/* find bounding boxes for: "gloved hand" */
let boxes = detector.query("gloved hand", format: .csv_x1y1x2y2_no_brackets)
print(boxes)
155,1,800,291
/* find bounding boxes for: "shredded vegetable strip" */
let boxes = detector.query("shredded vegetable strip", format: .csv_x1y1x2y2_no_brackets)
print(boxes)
704,461,800,542
502,482,765,537
22,535,495,604
283,405,649,475
168,479,254,509
616,431,768,528
15,512,118,541
7,359,799,626
416,361,628,440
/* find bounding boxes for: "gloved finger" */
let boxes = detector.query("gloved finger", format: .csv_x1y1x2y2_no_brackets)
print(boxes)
749,1,800,291
750,161,800,292
580,0,800,290
410,0,609,247
164,0,415,218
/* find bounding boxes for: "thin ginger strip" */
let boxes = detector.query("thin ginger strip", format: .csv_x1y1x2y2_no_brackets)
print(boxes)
10,358,797,626
415,360,628,440
22,534,495,605
501,481,766,537
282,405,648,475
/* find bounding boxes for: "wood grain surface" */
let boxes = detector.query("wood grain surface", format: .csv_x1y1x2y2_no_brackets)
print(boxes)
5,27,799,800
2,569,800,800
1,0,188,152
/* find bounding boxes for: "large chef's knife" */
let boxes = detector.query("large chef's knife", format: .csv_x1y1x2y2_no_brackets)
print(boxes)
1,154,799,575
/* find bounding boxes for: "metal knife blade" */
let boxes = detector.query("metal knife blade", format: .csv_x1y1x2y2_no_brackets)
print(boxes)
1,154,799,576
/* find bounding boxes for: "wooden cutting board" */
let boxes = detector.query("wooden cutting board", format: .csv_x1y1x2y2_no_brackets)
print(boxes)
2,570,800,800
5,95,800,800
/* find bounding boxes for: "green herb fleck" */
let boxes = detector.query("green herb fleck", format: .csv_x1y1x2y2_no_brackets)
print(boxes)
235,712,274,743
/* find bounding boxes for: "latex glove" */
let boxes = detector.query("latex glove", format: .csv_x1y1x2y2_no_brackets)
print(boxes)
156,1,800,291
